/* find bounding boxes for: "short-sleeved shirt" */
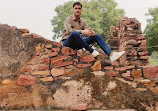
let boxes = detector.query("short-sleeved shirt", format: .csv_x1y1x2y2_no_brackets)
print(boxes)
61,15,88,41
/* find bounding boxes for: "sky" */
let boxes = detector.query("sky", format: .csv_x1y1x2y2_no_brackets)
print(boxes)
0,0,158,41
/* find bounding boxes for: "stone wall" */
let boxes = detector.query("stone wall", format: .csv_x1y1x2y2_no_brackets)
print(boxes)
0,18,158,110
108,17,149,66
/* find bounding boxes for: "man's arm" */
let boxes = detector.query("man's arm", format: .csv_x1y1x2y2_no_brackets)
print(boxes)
64,17,74,34
81,20,95,37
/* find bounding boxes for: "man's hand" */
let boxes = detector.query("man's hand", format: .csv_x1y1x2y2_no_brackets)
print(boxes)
81,28,95,37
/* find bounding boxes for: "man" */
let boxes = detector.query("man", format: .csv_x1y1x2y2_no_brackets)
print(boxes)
61,2,125,62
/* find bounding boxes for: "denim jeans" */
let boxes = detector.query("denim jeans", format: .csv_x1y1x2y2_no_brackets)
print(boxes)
63,31,112,56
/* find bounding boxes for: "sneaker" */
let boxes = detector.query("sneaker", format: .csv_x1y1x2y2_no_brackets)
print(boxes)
92,50,100,57
110,51,125,62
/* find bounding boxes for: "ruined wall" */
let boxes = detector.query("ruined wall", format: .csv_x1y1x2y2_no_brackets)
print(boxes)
0,18,158,111
0,24,53,75
108,17,149,66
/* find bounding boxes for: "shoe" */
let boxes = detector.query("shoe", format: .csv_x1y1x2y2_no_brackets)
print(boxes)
110,51,125,62
92,50,100,57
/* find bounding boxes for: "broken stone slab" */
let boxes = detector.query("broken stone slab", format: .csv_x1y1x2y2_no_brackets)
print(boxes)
126,39,138,45
131,69,142,79
92,71,105,76
1,79,14,85
17,74,36,86
40,76,54,82
91,60,101,71
71,103,88,111
135,88,148,92
51,68,65,77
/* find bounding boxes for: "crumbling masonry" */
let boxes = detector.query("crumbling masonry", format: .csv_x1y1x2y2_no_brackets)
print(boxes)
0,17,157,110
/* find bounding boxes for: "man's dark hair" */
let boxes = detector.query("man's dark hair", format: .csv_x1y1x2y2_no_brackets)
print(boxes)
73,2,82,8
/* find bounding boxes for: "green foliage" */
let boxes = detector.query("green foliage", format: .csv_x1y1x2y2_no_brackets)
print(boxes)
144,7,158,54
51,0,125,40
149,51,158,66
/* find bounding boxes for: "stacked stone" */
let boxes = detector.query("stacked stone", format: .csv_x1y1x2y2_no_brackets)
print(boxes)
107,26,119,50
118,17,149,66
108,17,149,66
20,40,101,82
0,23,158,110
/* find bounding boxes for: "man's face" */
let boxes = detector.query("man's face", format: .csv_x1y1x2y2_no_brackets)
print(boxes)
73,5,82,17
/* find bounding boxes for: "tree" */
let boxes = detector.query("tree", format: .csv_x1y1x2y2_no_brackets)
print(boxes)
51,0,125,41
144,7,158,55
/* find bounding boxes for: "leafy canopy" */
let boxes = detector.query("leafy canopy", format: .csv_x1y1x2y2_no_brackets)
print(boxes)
144,7,158,54
51,0,125,40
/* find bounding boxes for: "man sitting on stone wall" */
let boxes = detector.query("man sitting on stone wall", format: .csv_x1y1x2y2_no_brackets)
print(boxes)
61,2,125,62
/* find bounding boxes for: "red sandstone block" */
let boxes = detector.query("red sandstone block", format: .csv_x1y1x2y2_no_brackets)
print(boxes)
53,41,61,47
51,55,68,65
32,33,44,38
130,61,139,66
80,55,95,62
62,47,70,55
19,28,29,33
133,50,138,56
91,60,101,71
123,21,131,25
77,50,84,57
107,71,119,77
138,51,148,56
131,69,142,79
111,61,119,66
140,56,149,60
49,52,58,57
61,47,75,55
69,49,76,55
121,71,131,77
129,24,136,28
136,35,145,40
73,59,78,63
141,40,147,43
150,88,158,94
32,64,49,70
17,75,36,86
53,62,73,68
143,66,158,79
67,69,84,76
115,67,127,72
104,66,114,70
71,103,88,111
125,66,135,70
45,44,52,49
140,43,146,48
22,33,31,36
76,64,91,68
65,65,76,69
40,58,49,64
52,47,60,52
51,68,65,77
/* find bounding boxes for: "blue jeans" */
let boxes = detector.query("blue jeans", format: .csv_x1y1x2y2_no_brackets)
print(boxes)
63,31,112,56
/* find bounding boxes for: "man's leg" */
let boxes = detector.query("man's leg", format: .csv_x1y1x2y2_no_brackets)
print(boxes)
84,34,125,62
63,31,94,53
83,34,112,56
